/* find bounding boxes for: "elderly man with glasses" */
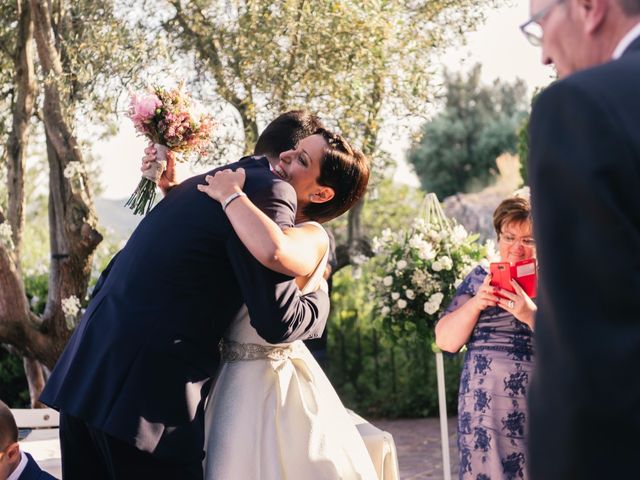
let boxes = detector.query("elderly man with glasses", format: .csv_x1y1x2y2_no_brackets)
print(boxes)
522,0,640,479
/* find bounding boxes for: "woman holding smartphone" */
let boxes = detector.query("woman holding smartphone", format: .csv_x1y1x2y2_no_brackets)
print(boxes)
435,194,537,480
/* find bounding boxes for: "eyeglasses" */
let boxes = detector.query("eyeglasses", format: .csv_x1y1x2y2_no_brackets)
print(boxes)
519,0,564,46
499,233,536,248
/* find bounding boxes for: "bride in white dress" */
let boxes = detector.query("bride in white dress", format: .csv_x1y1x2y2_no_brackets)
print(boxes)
197,131,377,479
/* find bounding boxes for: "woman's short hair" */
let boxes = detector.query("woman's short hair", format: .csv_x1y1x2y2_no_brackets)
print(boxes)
492,195,532,238
302,128,370,223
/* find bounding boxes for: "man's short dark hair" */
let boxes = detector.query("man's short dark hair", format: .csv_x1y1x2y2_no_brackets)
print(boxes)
0,400,18,449
254,110,324,157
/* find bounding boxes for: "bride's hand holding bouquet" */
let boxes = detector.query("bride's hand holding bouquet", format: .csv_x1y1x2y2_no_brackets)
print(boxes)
126,83,215,215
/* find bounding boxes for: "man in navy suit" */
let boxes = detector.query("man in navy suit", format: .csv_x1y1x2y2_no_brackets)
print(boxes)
40,112,329,479
524,1,640,478
0,401,56,480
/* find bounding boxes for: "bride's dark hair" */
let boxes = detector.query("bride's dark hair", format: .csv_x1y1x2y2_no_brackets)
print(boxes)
301,128,370,223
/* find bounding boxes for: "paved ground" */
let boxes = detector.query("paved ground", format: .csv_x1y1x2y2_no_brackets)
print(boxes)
372,417,459,480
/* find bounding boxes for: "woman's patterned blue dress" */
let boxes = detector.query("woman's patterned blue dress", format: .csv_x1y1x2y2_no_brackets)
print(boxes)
443,265,534,480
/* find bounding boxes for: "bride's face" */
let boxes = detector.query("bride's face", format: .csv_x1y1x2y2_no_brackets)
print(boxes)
273,134,333,208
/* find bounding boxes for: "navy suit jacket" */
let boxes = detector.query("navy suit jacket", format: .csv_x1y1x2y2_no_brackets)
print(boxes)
528,38,640,479
18,453,57,480
40,157,329,462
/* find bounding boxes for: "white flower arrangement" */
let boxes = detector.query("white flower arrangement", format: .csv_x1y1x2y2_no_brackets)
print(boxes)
370,194,490,340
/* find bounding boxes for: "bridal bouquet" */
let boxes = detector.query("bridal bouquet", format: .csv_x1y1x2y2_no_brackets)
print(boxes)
126,83,215,215
370,194,494,341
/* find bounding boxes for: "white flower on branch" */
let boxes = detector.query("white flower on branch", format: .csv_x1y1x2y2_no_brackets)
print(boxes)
0,222,15,251
63,161,86,180
61,295,81,329
383,275,393,287
397,299,407,309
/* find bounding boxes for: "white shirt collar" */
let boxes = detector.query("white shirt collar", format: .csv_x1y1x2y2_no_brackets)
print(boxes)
7,450,28,480
612,22,640,59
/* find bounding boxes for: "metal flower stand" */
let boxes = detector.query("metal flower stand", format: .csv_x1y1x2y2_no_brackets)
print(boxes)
435,348,452,480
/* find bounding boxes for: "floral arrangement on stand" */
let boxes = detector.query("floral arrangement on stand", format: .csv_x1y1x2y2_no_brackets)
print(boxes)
126,82,215,215
370,193,495,342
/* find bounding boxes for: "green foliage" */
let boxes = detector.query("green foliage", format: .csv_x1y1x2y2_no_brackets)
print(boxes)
0,348,30,407
408,64,529,198
517,118,529,185
327,265,464,417
517,86,546,186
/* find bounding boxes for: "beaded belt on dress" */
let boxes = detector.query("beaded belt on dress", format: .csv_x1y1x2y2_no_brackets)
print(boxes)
220,339,303,362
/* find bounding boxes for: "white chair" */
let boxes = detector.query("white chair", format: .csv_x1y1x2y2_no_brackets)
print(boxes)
13,408,61,479
11,408,59,429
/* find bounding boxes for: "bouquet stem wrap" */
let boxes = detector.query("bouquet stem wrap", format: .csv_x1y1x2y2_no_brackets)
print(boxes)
125,144,168,215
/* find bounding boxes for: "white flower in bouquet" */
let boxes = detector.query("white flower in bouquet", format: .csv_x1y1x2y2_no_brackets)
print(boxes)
432,256,452,272
414,240,436,261
396,259,407,270
397,299,407,309
406,289,415,300
432,258,444,272
429,292,444,308
424,300,439,315
383,275,393,287
411,269,427,286
391,292,400,301
411,218,427,231
451,225,469,245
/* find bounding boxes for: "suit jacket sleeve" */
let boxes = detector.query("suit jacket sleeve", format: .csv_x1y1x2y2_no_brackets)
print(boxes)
225,180,330,344
529,80,640,370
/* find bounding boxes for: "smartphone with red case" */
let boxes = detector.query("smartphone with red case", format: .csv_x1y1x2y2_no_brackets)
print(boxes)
490,258,537,298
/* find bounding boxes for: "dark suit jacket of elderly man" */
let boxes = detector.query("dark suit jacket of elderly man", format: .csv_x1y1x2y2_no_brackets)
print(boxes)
528,37,640,480
40,156,329,466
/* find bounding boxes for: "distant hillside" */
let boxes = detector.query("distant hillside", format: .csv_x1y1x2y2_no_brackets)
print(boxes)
94,197,143,240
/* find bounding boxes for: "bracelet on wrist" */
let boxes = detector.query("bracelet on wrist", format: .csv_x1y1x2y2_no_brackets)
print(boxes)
222,191,247,211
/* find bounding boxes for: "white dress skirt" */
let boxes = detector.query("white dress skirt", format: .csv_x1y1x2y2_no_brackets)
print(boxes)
203,223,377,480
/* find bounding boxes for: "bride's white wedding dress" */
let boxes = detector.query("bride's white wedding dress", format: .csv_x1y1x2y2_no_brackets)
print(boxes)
203,222,377,480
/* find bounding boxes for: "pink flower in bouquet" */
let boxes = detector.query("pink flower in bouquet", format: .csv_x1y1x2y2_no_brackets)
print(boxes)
129,93,162,133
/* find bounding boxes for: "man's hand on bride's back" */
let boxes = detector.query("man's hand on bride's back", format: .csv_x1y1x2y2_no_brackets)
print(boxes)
197,168,246,203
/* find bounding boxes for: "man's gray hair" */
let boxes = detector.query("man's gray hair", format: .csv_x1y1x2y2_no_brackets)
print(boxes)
618,0,640,15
